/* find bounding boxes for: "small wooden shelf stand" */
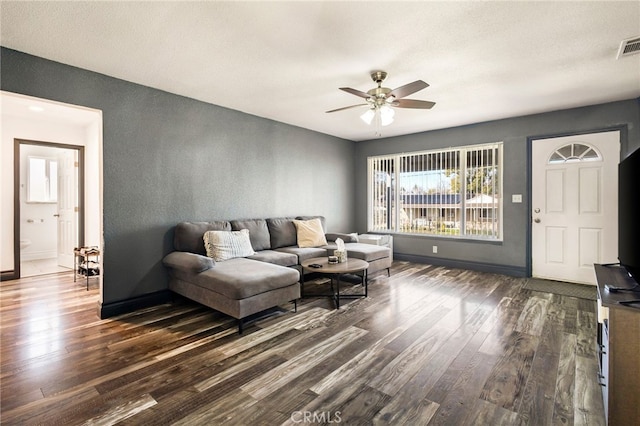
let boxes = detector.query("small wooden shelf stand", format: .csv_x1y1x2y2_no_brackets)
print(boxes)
74,246,100,290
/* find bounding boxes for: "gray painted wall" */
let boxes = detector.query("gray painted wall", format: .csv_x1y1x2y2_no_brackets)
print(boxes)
1,48,356,306
355,99,640,274
3,47,639,307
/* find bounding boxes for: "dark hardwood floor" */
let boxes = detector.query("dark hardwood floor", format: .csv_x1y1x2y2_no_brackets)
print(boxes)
0,262,605,425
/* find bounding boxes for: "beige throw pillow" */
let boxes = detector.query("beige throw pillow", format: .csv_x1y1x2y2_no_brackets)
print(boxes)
293,218,328,248
203,229,256,261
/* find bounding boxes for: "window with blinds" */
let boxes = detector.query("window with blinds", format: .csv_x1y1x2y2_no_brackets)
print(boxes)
367,142,503,240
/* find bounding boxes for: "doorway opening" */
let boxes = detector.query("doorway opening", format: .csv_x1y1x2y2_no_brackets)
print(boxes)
15,140,84,278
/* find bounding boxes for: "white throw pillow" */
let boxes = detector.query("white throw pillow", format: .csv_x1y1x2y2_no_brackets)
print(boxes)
203,229,256,261
293,218,328,248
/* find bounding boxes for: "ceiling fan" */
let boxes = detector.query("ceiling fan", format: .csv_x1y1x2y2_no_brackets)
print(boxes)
326,71,435,128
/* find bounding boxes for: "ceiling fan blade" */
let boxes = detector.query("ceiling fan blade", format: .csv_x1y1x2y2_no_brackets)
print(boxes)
389,80,429,99
393,99,436,109
339,87,372,99
326,104,369,113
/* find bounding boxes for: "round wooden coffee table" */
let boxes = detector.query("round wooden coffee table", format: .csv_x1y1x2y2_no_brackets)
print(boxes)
301,257,369,309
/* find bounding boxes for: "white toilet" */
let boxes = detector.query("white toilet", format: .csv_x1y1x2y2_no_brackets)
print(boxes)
19,239,31,250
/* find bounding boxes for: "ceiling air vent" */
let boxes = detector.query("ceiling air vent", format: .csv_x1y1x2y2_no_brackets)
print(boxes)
617,36,640,59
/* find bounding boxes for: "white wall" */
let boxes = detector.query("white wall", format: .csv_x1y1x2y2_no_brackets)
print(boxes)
0,116,13,270
1,93,102,275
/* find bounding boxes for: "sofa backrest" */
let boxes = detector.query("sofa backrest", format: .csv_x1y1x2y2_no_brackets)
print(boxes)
174,221,231,255
230,219,271,251
174,216,327,253
266,217,297,249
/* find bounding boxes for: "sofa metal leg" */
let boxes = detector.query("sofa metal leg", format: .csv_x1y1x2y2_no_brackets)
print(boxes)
293,299,298,313
238,318,244,334
387,267,391,277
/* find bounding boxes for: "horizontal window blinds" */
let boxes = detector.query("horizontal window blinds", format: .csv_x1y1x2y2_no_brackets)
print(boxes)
369,156,395,232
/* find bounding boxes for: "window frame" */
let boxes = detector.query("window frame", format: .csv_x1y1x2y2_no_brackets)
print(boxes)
26,155,58,204
367,142,504,241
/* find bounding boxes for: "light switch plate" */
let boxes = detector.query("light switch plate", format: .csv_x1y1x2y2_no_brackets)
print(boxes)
512,194,523,203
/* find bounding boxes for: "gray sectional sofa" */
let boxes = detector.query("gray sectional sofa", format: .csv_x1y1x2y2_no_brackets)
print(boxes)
163,216,392,332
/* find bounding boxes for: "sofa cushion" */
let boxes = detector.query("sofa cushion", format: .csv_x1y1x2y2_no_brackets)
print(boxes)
295,216,326,231
267,217,297,249
275,246,328,263
293,218,328,248
174,221,231,255
230,219,271,251
193,258,300,300
163,251,215,273
325,232,359,243
247,250,298,267
204,229,256,261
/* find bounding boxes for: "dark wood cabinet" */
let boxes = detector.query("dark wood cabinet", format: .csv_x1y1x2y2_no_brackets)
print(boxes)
594,264,640,425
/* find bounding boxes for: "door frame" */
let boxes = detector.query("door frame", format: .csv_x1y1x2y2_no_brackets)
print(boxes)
526,125,628,278
10,138,85,279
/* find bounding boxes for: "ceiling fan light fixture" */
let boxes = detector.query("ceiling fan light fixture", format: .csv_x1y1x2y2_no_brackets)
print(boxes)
360,108,375,125
331,71,433,136
380,105,395,126
360,105,394,127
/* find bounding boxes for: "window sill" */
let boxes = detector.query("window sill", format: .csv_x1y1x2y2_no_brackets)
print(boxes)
371,231,503,245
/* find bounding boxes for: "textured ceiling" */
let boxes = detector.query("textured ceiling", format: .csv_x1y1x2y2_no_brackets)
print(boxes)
1,1,639,141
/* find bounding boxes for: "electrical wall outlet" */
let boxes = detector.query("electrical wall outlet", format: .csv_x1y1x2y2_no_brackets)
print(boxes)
433,245,438,254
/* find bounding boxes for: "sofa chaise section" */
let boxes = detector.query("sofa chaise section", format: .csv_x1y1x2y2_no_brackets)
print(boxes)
167,256,299,332
164,220,300,332
322,232,392,276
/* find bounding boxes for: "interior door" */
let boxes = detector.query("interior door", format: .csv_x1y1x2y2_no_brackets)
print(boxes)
57,149,78,268
532,131,619,284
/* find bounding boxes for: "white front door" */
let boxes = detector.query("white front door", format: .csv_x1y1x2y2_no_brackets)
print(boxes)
532,131,619,284
57,149,78,269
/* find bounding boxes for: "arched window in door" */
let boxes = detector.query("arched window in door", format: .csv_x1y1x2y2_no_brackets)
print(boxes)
548,143,602,164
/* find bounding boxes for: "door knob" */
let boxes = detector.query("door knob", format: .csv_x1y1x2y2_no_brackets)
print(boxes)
534,218,541,223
